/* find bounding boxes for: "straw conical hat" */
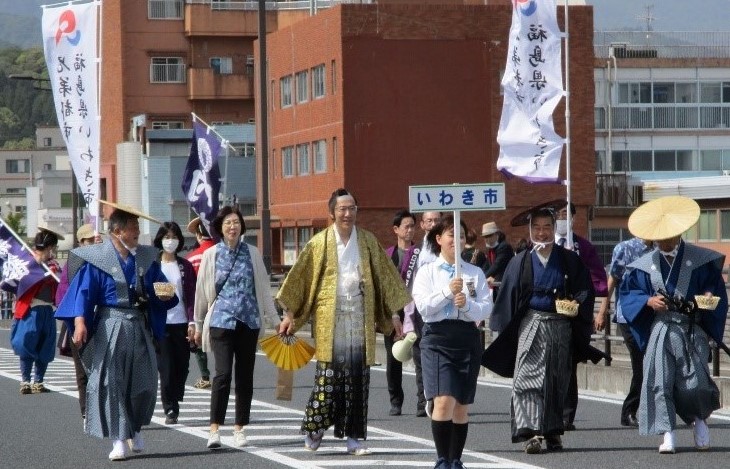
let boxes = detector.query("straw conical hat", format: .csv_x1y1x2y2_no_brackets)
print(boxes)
99,200,162,224
628,196,699,241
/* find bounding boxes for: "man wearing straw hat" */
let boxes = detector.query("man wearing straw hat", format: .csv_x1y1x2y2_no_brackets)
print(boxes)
55,200,178,461
619,195,727,454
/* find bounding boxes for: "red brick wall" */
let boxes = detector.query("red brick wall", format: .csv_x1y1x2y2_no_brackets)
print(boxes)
263,4,596,253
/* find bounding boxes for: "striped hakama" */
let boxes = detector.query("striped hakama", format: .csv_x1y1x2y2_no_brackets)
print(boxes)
83,307,158,440
301,295,369,440
639,312,720,435
511,309,572,442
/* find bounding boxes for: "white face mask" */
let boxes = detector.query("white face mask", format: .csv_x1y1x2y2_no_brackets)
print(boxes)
659,244,679,257
114,233,137,256
555,219,568,236
485,240,498,249
162,239,179,254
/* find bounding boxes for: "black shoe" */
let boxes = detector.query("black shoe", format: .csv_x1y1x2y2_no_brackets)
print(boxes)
416,408,427,417
451,459,466,469
621,414,639,427
433,457,450,469
165,410,178,425
563,421,576,431
389,405,402,416
545,435,563,451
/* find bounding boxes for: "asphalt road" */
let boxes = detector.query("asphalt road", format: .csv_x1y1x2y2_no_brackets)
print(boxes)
1,328,729,469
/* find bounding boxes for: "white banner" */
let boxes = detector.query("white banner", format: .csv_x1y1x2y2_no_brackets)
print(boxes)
42,1,100,216
496,0,565,182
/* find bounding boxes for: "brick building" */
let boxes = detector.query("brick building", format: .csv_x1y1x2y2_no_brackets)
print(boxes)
261,3,596,265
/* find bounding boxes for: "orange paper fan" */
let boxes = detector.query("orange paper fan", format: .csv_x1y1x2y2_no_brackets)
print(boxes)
259,333,315,371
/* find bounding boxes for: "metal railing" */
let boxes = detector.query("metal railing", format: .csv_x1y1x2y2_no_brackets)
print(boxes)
595,31,730,59
186,0,372,11
599,105,730,131
150,63,187,84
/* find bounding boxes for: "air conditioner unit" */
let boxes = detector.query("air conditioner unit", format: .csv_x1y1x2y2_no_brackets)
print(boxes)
722,170,730,176
247,118,255,124
245,55,254,66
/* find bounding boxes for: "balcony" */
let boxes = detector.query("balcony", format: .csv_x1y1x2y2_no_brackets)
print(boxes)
184,2,276,36
595,173,642,208
188,68,254,100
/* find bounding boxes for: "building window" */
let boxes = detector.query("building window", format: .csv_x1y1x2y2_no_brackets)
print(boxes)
312,64,325,99
297,227,312,252
333,136,338,170
151,121,184,129
314,139,327,173
148,0,183,19
296,71,308,103
43,164,52,171
590,227,631,267
331,60,336,94
150,57,186,83
698,210,717,241
6,159,29,174
210,57,233,75
283,228,296,265
6,188,25,194
629,150,652,171
618,82,651,104
42,137,52,147
282,146,294,177
270,80,276,110
700,82,730,103
297,143,310,175
280,76,292,107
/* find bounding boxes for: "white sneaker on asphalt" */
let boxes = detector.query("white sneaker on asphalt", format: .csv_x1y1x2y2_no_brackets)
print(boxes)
207,430,221,449
693,418,710,450
233,428,247,447
659,431,675,454
109,439,128,461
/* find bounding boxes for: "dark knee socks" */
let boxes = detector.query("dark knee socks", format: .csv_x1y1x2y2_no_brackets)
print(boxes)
431,419,453,460
450,422,468,461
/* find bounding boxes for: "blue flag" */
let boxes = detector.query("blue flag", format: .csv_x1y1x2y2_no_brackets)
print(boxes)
0,222,46,297
182,120,222,234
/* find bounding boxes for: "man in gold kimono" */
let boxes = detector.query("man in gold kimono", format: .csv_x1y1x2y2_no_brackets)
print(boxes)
278,188,411,456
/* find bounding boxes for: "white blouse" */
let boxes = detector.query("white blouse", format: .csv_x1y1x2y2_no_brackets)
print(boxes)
412,255,492,324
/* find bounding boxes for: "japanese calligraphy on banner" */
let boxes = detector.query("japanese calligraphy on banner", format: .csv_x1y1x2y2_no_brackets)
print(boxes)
408,184,506,212
181,120,223,235
42,1,100,216
496,0,565,183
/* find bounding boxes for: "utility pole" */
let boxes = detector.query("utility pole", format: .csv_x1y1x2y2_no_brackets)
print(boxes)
258,0,272,272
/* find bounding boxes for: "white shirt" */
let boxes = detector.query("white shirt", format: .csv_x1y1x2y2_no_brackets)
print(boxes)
412,255,492,324
160,259,187,324
333,226,362,298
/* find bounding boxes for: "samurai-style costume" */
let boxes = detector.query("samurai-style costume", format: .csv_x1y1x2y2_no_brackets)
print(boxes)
482,246,604,442
619,240,727,435
55,241,177,440
276,226,410,440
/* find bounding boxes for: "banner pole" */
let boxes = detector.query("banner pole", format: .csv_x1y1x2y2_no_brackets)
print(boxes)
563,0,573,249
191,112,237,153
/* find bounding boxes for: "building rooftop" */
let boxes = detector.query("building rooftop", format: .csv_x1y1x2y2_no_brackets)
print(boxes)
594,31,730,59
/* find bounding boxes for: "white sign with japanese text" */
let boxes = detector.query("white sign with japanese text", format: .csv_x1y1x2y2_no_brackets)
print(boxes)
42,1,100,216
408,184,506,212
496,0,565,183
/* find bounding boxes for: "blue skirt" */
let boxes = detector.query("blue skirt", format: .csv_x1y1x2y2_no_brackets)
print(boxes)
421,320,481,404
10,305,57,364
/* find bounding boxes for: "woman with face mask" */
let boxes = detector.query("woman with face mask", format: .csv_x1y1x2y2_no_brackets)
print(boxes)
153,221,197,425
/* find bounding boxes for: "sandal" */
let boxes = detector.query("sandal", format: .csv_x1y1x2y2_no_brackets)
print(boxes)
304,431,324,451
524,436,541,454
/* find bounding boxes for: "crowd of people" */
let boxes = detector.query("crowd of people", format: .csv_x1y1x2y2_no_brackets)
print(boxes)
4,189,727,467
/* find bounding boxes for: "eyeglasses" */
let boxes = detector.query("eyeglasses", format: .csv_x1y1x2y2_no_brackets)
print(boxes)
222,220,241,227
335,206,358,214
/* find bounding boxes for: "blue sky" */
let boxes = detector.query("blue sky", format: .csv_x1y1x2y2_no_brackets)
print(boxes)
588,0,730,32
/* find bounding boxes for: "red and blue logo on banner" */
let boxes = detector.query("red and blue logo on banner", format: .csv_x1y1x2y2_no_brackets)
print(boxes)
55,10,82,46
515,0,537,16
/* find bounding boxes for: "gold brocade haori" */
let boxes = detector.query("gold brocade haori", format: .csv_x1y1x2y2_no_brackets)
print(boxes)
276,226,411,366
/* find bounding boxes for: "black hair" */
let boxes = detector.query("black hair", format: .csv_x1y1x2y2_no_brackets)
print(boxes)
153,221,185,254
426,216,467,255
108,209,139,233
197,221,210,239
529,207,556,226
34,230,59,250
392,209,416,227
327,188,358,216
465,228,478,245
211,206,245,238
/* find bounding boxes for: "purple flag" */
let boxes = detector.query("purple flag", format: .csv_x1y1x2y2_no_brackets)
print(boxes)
181,120,222,235
0,223,46,297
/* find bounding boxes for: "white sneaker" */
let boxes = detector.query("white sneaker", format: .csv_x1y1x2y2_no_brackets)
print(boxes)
130,432,144,453
233,428,247,447
109,439,128,461
207,430,221,449
346,437,372,456
693,418,710,450
659,431,675,454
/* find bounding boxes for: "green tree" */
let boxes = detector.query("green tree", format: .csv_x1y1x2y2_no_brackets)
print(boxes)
2,137,34,150
3,212,26,237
